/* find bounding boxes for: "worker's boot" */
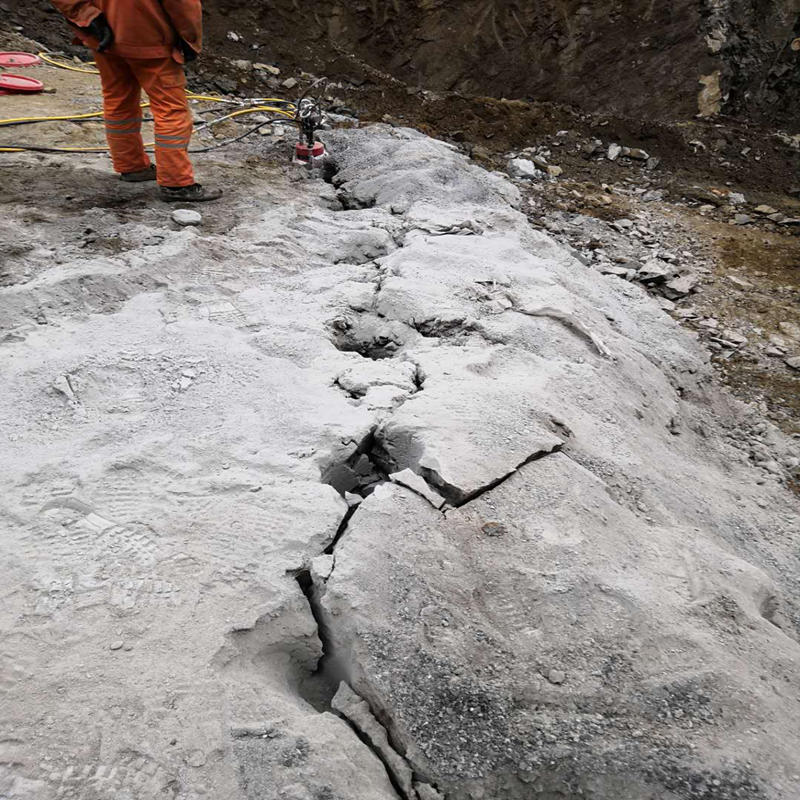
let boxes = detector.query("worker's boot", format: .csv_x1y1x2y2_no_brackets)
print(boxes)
159,183,223,202
121,164,157,182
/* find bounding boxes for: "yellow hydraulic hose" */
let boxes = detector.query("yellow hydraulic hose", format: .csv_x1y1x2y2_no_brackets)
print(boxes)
0,53,301,153
38,51,100,74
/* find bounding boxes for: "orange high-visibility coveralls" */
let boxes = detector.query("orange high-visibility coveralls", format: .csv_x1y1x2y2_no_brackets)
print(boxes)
50,0,202,187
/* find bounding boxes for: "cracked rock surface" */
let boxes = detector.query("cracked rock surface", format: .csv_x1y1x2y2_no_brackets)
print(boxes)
1,125,799,799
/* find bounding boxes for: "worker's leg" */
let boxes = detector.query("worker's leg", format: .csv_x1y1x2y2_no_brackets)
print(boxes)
93,51,151,175
129,58,195,188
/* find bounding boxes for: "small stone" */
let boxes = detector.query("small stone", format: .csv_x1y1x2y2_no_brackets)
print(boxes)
281,77,298,90
415,783,445,800
754,204,778,215
786,356,800,370
227,31,241,42
109,640,124,651
765,347,785,357
733,214,752,225
600,265,632,278
663,273,699,299
722,329,748,345
779,322,800,341
172,209,202,227
727,192,746,205
344,491,363,507
728,275,753,289
628,148,650,160
612,218,634,231
254,63,280,75
637,259,674,283
547,669,566,685
607,143,622,161
186,750,206,767
481,521,507,537
507,158,538,179
546,164,563,177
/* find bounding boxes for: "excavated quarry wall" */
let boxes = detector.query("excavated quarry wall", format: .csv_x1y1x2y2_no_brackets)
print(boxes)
201,0,800,124
9,0,800,124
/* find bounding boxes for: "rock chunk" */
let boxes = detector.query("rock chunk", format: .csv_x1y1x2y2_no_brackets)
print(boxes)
171,209,202,227
507,158,538,180
332,682,414,798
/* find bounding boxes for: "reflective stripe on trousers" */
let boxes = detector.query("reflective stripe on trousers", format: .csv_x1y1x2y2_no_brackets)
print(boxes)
93,52,195,187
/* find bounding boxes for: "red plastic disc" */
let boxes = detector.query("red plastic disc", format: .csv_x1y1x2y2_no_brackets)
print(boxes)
0,74,44,93
0,52,42,68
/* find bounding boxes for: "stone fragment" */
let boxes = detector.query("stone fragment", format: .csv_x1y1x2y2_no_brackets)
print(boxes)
232,59,252,71
337,361,418,398
332,683,414,798
282,77,299,90
390,469,446,510
727,192,746,205
779,322,800,341
507,158,538,180
754,205,778,215
254,63,280,75
663,273,699,299
52,375,77,402
546,165,563,177
722,329,748,345
171,209,202,227
637,259,674,283
628,148,649,161
728,275,753,289
698,71,722,116
415,784,445,800
481,521,507,537
227,31,241,42
733,214,752,225
547,669,566,685
311,554,335,582
607,143,622,161
109,640,124,651
600,265,633,279
786,357,800,370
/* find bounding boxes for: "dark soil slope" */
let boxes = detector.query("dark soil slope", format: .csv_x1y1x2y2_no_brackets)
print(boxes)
7,0,800,125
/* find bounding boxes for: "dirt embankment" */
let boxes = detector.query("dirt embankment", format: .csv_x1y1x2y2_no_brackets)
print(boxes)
9,1,800,126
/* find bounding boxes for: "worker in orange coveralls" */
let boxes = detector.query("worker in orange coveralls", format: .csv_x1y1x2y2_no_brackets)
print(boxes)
50,0,221,201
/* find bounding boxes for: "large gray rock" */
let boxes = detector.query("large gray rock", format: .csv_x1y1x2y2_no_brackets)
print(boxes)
1,124,798,800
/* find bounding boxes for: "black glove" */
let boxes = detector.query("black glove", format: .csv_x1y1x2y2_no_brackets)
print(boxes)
85,13,114,53
178,38,198,63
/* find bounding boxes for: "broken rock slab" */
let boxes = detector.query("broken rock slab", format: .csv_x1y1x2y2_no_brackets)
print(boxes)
316,457,800,800
332,682,415,798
